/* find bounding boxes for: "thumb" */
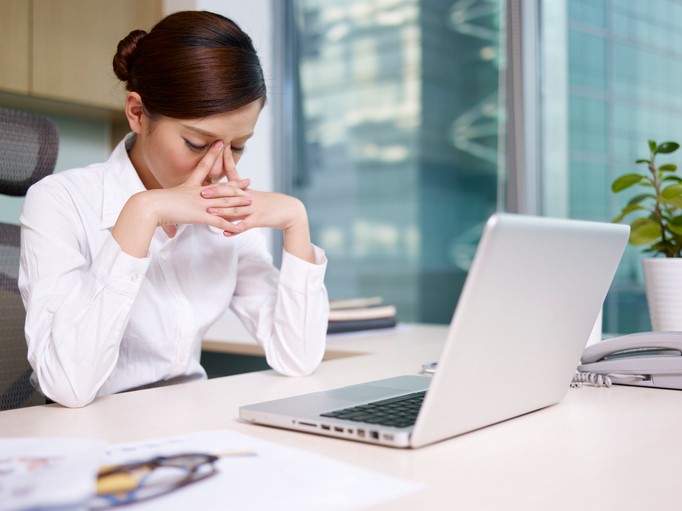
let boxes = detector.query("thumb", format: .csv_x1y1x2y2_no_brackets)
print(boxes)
162,224,178,238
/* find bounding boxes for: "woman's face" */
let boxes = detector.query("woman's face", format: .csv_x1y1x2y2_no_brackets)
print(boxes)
127,96,262,190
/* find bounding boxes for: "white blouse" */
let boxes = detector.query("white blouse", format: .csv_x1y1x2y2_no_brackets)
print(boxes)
18,138,329,408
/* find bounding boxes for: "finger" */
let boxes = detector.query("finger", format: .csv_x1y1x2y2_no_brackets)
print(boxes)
207,198,253,219
162,224,178,238
224,145,242,183
206,146,225,185
211,217,244,235
188,140,224,186
200,183,251,200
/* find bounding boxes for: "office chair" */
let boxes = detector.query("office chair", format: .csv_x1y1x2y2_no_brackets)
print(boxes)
0,107,59,410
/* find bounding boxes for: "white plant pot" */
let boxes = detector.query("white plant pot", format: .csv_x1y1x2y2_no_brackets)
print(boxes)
642,258,682,331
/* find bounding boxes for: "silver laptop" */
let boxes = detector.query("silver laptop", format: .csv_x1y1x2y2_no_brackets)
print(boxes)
239,213,629,448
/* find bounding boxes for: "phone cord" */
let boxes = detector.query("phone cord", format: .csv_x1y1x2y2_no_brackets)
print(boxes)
571,371,612,388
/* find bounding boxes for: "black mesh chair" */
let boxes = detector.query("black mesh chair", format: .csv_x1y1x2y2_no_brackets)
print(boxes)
0,107,59,410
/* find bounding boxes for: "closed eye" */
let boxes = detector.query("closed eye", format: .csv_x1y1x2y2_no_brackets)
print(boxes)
231,146,245,155
184,139,210,152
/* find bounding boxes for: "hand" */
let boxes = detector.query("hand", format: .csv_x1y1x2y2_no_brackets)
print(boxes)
113,141,252,257
201,187,307,234
201,187,316,262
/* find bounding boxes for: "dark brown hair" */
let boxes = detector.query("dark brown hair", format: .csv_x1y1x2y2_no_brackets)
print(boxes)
113,11,266,118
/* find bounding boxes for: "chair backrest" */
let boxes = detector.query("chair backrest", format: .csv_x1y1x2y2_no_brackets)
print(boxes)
0,107,59,410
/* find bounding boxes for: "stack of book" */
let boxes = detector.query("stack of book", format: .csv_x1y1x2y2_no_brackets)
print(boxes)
327,296,397,334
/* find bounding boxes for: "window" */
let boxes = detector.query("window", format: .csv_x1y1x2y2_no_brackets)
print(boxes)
281,0,505,323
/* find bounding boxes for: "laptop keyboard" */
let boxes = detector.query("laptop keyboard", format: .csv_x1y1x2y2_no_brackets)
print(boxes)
320,390,426,428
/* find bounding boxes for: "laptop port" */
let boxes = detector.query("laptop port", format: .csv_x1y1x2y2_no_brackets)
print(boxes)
383,433,395,441
321,424,331,431
334,426,344,433
370,431,379,440
357,429,366,438
298,421,317,428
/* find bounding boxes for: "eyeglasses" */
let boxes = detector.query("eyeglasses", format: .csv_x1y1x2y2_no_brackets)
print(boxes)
92,453,218,508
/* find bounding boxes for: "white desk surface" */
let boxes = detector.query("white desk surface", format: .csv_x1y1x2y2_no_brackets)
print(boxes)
2,324,682,510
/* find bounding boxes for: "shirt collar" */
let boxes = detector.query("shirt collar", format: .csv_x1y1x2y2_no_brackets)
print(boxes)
101,134,147,230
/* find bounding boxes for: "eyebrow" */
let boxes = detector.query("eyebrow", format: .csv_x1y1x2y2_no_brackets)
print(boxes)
181,124,253,140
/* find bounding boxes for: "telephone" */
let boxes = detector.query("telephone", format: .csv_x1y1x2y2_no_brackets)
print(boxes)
575,331,682,390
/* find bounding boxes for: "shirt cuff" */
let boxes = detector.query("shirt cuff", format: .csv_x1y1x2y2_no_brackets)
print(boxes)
90,235,151,295
278,245,327,294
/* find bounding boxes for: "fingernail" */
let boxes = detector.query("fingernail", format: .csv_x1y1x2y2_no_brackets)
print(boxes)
213,140,223,149
201,189,213,198
242,178,250,186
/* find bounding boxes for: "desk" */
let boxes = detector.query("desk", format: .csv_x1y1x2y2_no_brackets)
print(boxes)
1,324,681,510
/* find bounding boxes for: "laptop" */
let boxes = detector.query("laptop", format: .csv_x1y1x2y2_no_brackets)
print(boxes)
239,213,629,448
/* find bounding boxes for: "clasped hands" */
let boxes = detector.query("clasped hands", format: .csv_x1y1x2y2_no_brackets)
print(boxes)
161,140,305,239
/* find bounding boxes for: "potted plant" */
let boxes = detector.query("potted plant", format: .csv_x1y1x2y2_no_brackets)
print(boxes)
611,139,682,330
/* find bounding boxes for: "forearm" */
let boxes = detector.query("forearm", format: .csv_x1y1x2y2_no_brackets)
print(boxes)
283,222,315,263
23,236,148,407
112,192,159,258
29,286,133,407
231,245,329,376
282,199,315,263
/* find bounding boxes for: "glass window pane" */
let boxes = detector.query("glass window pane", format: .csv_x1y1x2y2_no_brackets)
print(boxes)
287,0,505,323
544,0,682,334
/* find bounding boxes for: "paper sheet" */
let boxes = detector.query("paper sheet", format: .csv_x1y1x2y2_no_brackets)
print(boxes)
99,428,423,511
0,437,105,511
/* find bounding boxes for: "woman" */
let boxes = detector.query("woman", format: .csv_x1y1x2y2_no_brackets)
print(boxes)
18,11,329,408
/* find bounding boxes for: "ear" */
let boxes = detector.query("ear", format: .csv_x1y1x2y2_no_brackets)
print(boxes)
124,92,145,134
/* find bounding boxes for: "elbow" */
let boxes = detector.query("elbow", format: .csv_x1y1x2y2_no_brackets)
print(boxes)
50,392,96,409
266,338,325,377
267,353,323,377
35,368,97,408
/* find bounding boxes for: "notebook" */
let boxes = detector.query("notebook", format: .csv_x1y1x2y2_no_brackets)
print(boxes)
239,213,629,448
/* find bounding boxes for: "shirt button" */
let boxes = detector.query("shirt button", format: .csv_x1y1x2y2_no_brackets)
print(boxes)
308,275,321,288
160,252,168,260
130,273,141,283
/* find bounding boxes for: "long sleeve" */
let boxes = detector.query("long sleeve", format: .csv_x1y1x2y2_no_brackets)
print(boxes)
18,139,330,406
19,178,150,408
229,230,329,376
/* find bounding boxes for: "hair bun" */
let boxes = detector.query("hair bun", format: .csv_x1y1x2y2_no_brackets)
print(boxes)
113,29,147,82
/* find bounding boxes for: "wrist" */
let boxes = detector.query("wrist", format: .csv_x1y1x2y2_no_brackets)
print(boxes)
112,192,159,257
282,196,309,232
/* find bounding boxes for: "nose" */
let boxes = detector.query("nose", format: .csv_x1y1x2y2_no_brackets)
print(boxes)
208,145,226,183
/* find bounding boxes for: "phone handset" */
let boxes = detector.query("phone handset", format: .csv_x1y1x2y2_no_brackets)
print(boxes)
573,331,682,390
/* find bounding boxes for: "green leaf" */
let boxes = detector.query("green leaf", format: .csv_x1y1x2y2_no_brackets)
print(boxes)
629,218,661,245
644,240,674,256
662,175,682,183
627,193,655,206
661,183,682,199
669,215,682,235
611,174,643,192
659,163,677,171
636,159,650,164
649,140,657,153
657,141,680,154
612,204,648,223
663,197,682,209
